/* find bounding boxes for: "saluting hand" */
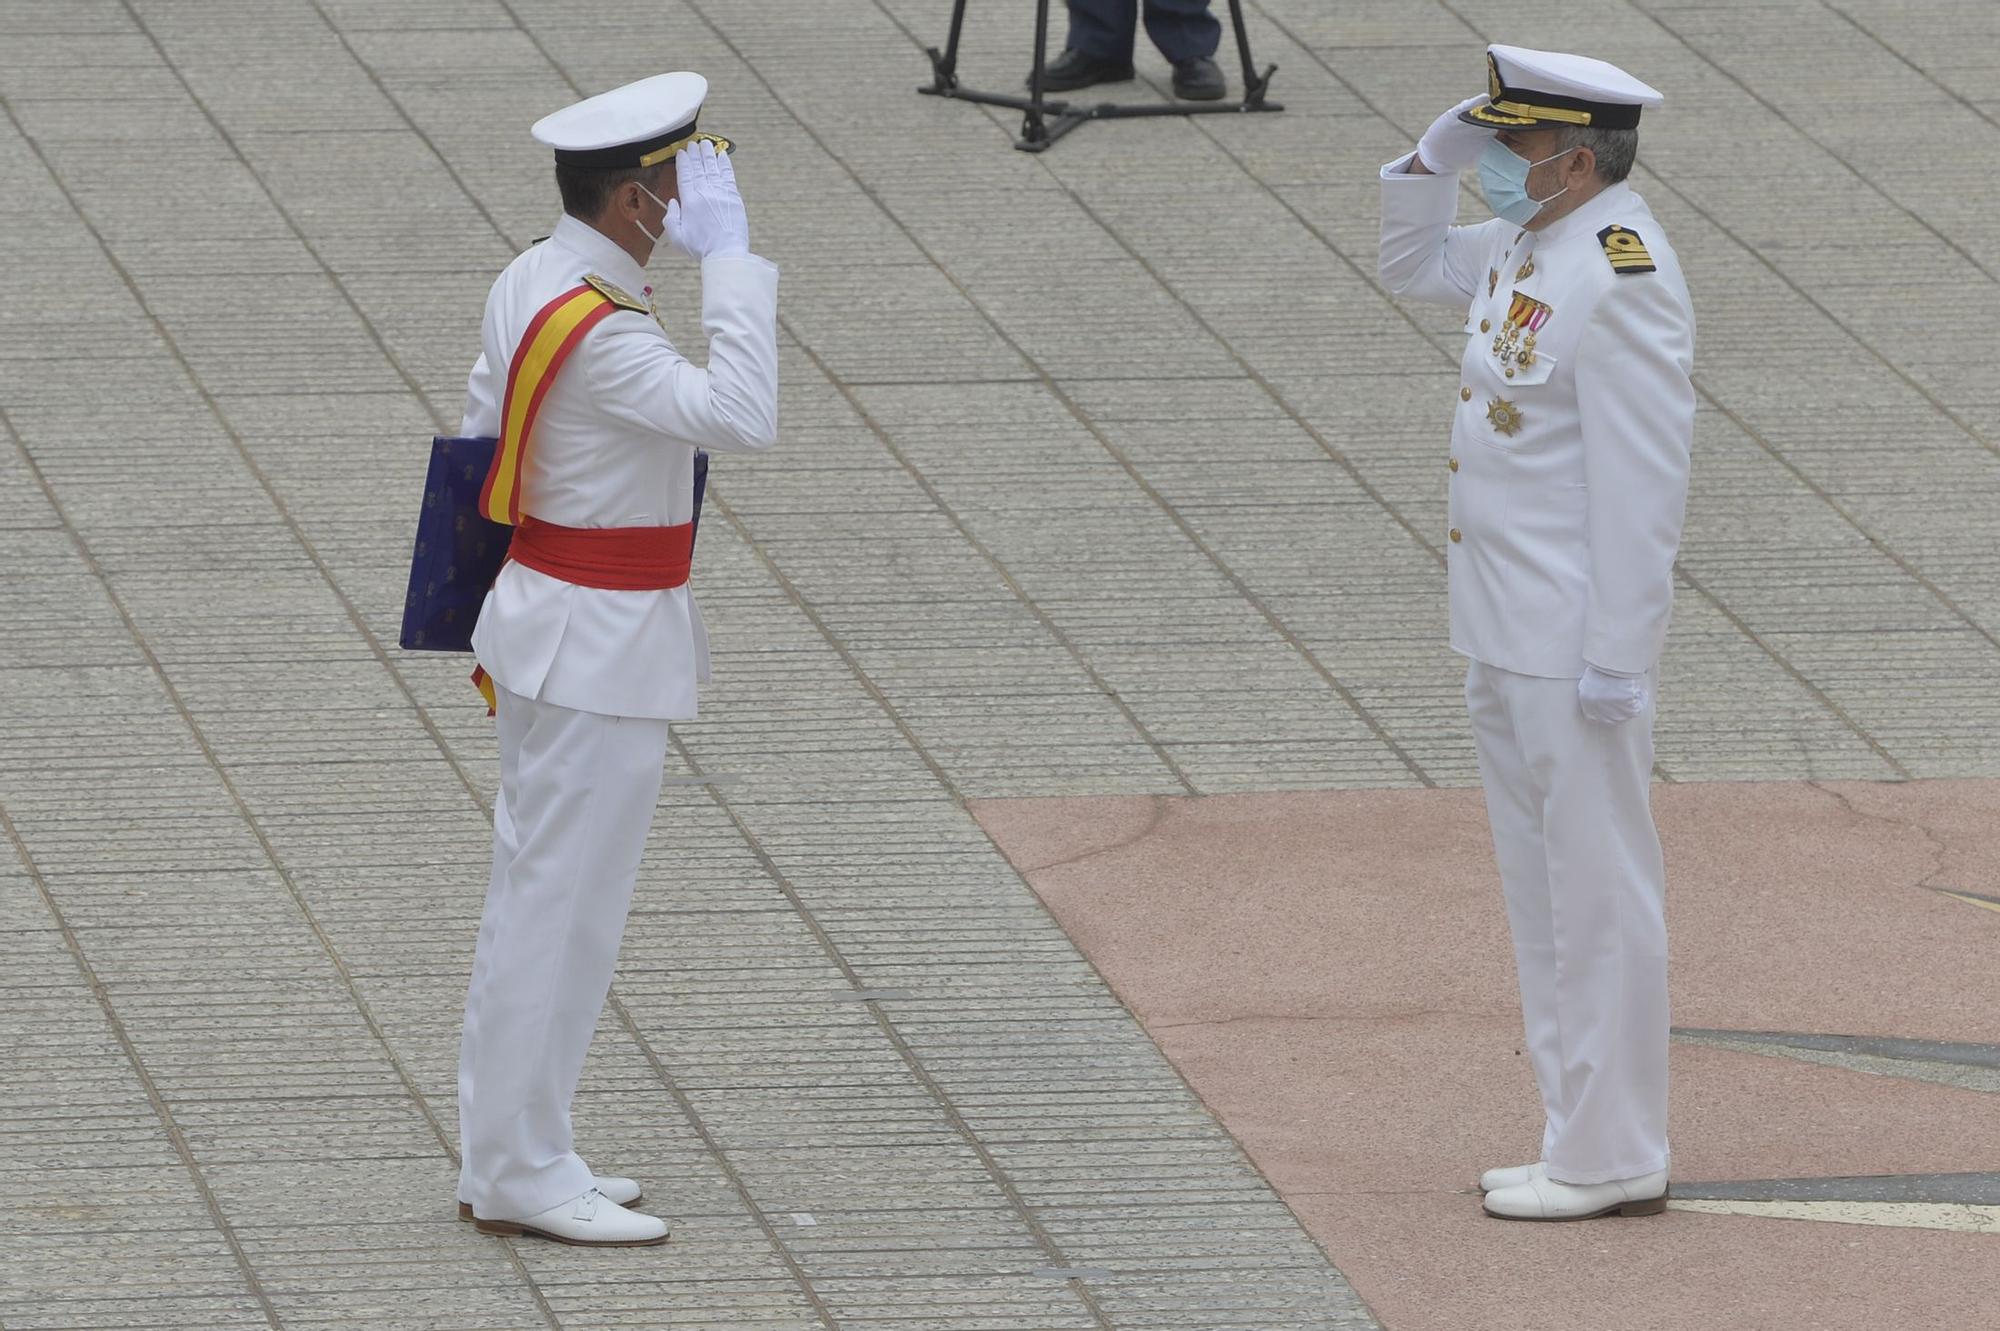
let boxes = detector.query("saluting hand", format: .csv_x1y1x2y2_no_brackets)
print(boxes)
665,139,750,260
1414,95,1497,175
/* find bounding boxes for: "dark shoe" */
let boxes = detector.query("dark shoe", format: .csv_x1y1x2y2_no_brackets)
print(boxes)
1171,55,1226,101
1029,47,1135,93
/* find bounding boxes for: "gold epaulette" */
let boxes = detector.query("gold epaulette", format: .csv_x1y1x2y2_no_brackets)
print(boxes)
1597,226,1656,276
582,273,649,312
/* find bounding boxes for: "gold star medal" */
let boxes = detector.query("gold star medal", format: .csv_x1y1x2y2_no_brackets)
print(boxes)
1487,397,1523,437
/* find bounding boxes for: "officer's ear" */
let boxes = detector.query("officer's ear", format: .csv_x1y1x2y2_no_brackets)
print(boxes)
1565,144,1597,184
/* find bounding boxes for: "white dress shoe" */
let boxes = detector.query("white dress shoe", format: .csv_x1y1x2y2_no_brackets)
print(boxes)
1478,1160,1545,1193
459,1174,641,1221
473,1188,670,1246
1483,1167,1669,1221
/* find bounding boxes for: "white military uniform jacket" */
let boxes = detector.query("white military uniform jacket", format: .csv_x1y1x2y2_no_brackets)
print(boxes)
461,214,780,719
1378,156,1695,678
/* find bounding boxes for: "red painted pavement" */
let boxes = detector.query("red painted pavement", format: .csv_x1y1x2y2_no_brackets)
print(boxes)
971,780,2000,1331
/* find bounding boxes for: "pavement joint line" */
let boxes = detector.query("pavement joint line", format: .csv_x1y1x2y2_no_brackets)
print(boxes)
596,987,846,1331
0,57,490,842
1227,0,1914,781
110,1,456,431
1669,565,1910,780
771,319,1205,795
6,19,552,1326
1674,1028,2000,1071
3,406,566,1329
694,0,1439,792
662,725,1119,1331
1678,390,2000,682
0,95,482,1151
296,0,525,283
1631,0,1998,288
1819,1,2000,135
0,800,284,1331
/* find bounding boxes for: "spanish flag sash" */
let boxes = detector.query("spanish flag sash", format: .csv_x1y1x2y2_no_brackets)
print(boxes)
477,282,625,525
460,278,707,716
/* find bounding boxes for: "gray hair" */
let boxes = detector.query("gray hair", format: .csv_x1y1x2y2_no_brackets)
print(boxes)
1551,124,1637,184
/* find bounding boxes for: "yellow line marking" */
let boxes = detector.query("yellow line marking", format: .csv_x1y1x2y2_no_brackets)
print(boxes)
1670,1199,2000,1232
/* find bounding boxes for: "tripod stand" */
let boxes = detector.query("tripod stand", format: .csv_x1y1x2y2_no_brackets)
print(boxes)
918,0,1282,152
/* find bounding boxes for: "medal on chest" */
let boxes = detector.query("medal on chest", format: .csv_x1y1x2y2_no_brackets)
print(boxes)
1491,290,1554,376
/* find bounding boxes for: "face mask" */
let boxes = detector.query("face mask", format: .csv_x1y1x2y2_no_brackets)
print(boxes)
1477,141,1574,226
633,182,671,247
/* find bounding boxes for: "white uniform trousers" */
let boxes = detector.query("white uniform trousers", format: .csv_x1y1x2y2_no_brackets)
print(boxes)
1464,660,1670,1185
457,684,671,1220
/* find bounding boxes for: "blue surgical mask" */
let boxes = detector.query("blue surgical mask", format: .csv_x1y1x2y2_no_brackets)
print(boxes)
1477,141,1574,226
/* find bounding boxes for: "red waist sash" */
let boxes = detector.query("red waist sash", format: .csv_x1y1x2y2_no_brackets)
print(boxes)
506,515,694,591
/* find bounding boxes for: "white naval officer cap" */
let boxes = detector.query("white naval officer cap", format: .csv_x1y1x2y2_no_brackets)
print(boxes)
531,71,734,170
1459,45,1662,131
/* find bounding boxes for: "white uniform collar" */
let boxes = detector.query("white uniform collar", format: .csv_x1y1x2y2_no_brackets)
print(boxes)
1530,181,1637,248
549,213,653,298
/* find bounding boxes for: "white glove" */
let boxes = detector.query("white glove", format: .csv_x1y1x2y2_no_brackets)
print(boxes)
1414,95,1498,174
1577,665,1650,725
665,139,749,260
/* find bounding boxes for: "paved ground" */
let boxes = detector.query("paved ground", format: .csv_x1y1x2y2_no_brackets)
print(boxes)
2,0,1996,1328
977,782,2000,1331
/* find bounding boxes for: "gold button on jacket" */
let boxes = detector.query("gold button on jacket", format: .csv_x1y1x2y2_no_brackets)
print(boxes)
1378,165,1696,679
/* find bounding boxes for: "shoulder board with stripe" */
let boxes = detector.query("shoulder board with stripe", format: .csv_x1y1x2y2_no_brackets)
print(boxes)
582,273,649,312
1597,225,1656,276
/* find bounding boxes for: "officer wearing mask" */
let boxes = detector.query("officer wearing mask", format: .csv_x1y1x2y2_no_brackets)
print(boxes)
1377,46,1696,1222
454,71,779,1248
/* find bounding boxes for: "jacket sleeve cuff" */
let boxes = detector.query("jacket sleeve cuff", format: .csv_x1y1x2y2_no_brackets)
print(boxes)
1380,150,1453,181
1582,639,1660,677
701,252,780,279
1380,156,1465,223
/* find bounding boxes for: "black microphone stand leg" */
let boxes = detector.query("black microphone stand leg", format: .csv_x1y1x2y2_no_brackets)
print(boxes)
918,0,1283,148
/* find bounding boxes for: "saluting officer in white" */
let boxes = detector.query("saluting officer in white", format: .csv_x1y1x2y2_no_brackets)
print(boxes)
1378,45,1695,1221
455,73,779,1247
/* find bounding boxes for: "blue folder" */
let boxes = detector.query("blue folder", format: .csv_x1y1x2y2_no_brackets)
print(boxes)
399,437,708,654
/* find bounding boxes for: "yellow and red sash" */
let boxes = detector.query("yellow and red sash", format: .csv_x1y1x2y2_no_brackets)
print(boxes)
470,278,706,715
477,283,624,525
467,281,623,713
